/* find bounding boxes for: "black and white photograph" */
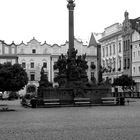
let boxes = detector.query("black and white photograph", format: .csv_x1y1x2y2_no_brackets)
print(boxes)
0,0,140,139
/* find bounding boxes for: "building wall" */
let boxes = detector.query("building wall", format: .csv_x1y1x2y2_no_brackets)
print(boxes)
132,30,140,91
0,41,17,64
16,38,98,95
122,11,134,76
99,23,123,85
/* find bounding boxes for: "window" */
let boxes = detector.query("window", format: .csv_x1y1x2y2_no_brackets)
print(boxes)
126,40,128,50
22,62,26,68
91,72,94,77
123,41,125,51
11,47,15,54
138,51,140,56
43,62,47,68
128,40,130,49
133,52,135,58
32,49,36,54
106,47,108,56
124,59,126,69
53,62,57,70
91,62,95,65
127,59,130,69
133,67,135,73
113,44,115,54
54,72,58,82
30,73,35,81
30,62,34,68
113,60,115,70
119,41,121,52
119,59,121,69
110,45,112,55
139,66,140,72
103,47,105,57
5,47,9,54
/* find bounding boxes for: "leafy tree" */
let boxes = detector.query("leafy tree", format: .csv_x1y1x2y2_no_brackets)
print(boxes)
112,75,136,92
53,49,89,99
0,63,28,92
10,63,28,91
54,52,89,88
27,85,36,93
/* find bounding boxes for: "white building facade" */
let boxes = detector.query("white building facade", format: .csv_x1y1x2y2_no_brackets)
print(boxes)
16,35,98,95
0,41,17,64
99,23,123,87
132,30,140,92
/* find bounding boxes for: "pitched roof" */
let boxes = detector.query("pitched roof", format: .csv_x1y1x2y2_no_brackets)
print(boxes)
88,33,97,47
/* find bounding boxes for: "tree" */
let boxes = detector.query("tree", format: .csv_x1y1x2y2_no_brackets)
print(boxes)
112,75,136,92
54,51,89,88
0,62,28,92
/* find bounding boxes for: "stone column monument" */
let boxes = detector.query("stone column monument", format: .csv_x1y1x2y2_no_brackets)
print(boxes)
67,0,75,57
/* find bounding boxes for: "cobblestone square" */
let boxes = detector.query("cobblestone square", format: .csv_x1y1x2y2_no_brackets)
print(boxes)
0,99,140,140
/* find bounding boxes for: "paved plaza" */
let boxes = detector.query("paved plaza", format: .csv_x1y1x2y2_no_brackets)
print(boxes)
0,99,140,140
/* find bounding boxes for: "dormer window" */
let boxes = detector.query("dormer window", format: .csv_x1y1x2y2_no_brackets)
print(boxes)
32,49,36,54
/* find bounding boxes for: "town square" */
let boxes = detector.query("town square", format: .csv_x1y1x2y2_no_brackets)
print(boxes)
0,99,140,140
0,0,140,139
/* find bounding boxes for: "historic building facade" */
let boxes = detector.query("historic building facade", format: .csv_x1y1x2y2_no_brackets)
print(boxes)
131,23,140,91
132,30,140,91
122,11,134,76
122,11,140,91
99,23,123,85
0,41,18,64
15,34,98,95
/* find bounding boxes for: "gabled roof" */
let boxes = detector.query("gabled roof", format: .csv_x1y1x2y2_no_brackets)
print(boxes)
88,33,97,47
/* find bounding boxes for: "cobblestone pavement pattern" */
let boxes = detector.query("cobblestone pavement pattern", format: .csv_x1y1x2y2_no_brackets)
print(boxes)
0,99,140,140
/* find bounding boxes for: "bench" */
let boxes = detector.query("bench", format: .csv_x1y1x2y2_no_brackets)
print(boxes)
74,98,90,104
43,99,60,105
101,97,117,105
0,104,8,111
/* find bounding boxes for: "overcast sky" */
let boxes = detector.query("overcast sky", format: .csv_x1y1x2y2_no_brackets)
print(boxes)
0,0,139,45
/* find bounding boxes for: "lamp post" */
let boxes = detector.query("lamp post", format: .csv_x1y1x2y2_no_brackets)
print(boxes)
67,0,75,57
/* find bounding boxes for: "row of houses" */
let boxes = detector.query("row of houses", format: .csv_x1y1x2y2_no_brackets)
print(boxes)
0,35,98,95
99,11,140,92
2,11,140,94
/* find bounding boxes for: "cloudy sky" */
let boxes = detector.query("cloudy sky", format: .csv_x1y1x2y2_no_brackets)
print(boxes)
0,0,139,45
